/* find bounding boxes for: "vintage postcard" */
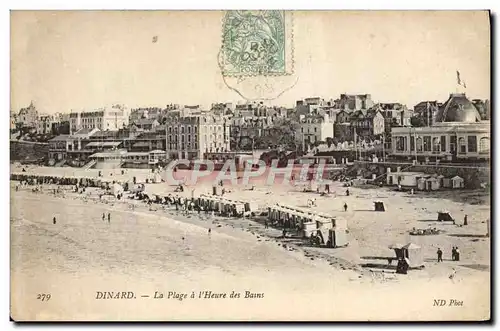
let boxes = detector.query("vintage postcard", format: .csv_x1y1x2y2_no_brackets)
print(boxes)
10,10,491,321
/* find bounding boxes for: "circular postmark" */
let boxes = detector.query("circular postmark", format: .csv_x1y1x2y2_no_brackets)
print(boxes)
217,10,299,101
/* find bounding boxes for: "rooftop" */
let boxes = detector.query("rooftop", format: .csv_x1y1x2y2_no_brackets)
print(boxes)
434,93,482,123
49,135,70,142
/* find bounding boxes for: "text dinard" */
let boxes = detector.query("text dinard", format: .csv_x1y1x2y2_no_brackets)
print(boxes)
95,290,264,301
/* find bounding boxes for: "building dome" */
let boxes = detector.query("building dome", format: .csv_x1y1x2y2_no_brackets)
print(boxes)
434,93,481,123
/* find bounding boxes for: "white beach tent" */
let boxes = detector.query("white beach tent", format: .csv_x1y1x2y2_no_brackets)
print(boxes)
111,183,124,197
451,176,465,189
389,242,424,268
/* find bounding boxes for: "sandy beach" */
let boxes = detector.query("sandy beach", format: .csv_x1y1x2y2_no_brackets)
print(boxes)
10,166,491,321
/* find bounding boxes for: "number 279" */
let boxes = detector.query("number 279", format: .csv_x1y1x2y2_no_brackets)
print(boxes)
37,294,51,301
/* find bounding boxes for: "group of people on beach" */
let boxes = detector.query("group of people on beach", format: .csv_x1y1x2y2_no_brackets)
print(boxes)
102,213,111,223
436,246,460,262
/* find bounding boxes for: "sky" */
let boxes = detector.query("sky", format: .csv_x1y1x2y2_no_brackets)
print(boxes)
10,10,490,114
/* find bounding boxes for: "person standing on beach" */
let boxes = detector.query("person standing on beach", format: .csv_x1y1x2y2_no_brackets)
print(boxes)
53,217,56,225
343,203,348,212
437,248,443,262
107,213,111,224
455,247,460,261
208,228,211,236
102,213,105,221
451,247,457,261
464,215,468,226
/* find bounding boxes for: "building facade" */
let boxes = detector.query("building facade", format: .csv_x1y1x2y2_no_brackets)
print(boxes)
296,114,334,146
391,93,490,162
70,105,129,133
333,109,385,141
334,94,374,111
413,101,442,126
37,114,59,134
165,115,230,160
129,107,167,123
17,101,39,128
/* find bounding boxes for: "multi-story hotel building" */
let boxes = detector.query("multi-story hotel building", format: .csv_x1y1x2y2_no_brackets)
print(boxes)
391,93,490,162
296,114,334,146
69,105,129,133
165,115,230,160
37,114,59,134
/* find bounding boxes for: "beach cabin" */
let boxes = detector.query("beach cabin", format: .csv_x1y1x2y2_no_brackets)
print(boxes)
436,175,445,187
331,216,348,230
417,177,427,191
374,201,385,211
425,177,441,191
212,185,223,196
442,177,452,188
387,171,426,188
330,229,349,248
390,243,424,268
243,201,259,215
452,176,465,189
110,183,124,197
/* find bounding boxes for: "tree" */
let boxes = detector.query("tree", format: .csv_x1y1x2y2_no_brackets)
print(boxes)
326,137,333,148
410,116,425,127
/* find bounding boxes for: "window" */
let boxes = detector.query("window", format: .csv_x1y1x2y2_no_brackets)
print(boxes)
314,127,317,133
194,126,198,133
458,137,466,154
301,128,304,133
187,126,191,134
450,136,457,153
440,136,446,152
423,136,431,152
432,137,440,153
410,136,415,151
416,137,423,152
181,127,185,134
467,136,477,153
395,136,405,152
479,137,490,153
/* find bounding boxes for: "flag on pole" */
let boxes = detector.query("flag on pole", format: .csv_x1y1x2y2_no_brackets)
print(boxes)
456,70,467,88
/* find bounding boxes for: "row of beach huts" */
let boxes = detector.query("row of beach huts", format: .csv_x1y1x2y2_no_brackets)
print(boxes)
386,168,465,191
267,203,349,248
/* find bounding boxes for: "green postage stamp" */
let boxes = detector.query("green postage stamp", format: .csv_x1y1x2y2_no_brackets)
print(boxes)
220,10,294,77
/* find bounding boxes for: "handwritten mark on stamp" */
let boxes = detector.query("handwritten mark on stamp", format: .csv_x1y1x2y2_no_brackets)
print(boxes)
221,10,290,77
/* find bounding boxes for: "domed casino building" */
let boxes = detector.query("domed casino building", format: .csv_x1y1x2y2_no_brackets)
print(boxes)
390,93,490,162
